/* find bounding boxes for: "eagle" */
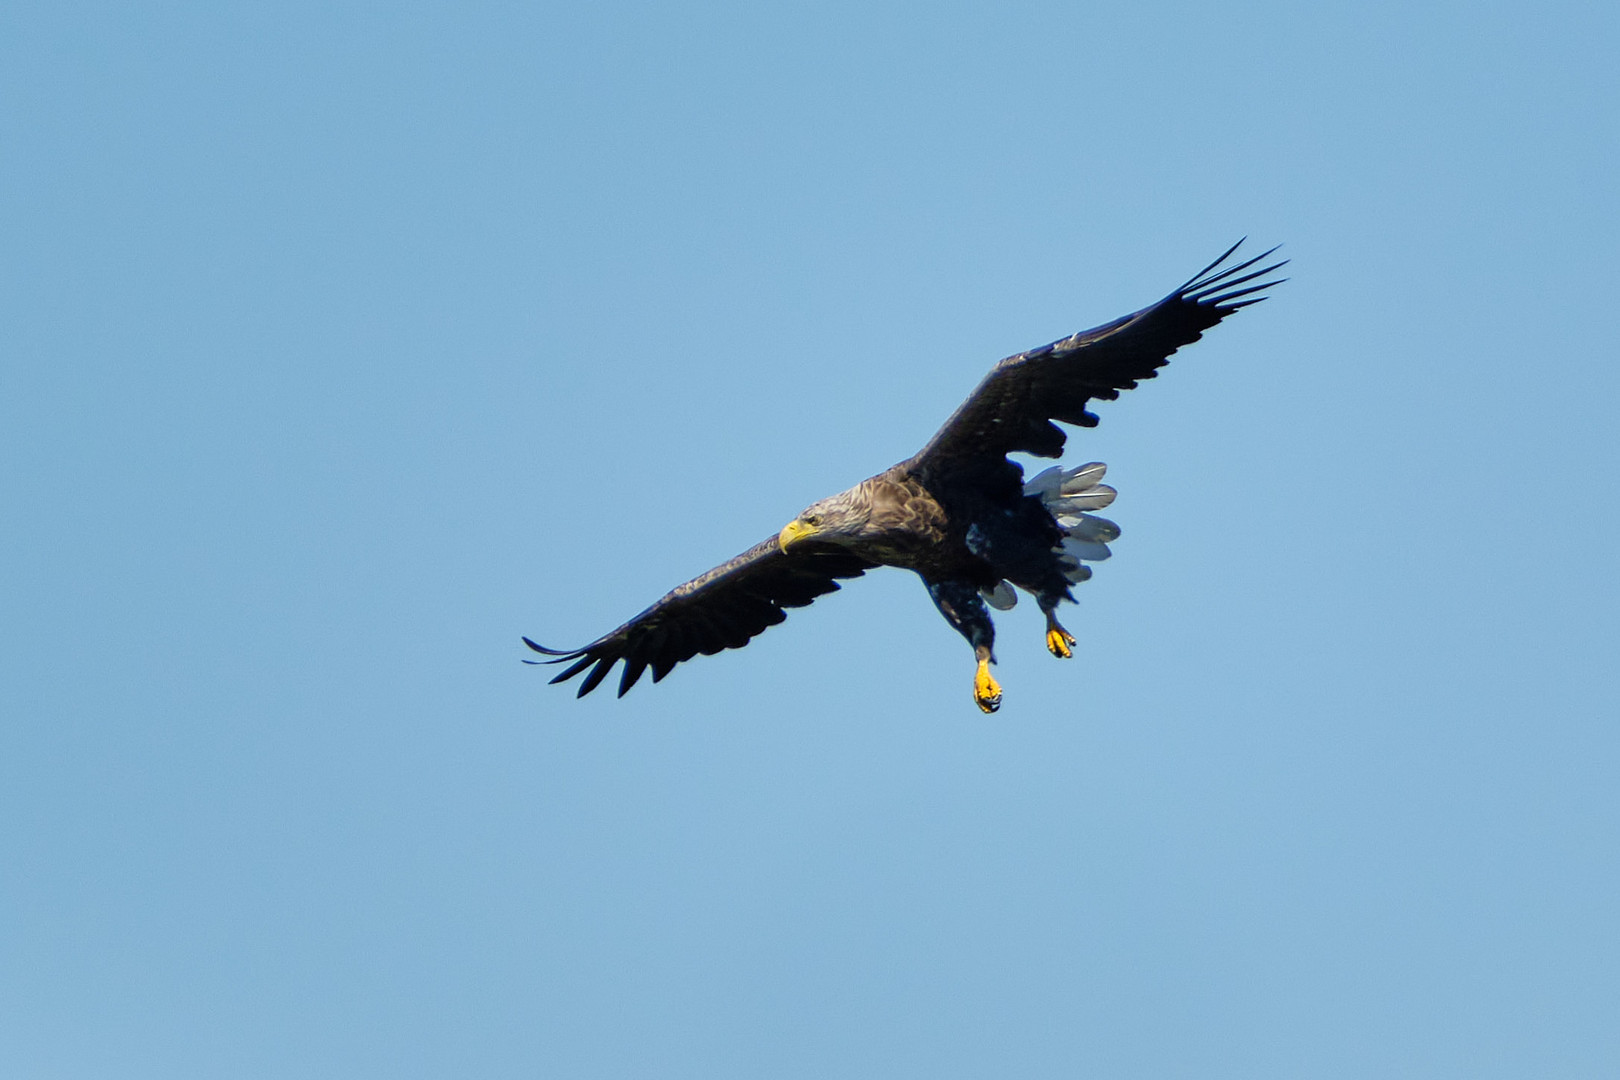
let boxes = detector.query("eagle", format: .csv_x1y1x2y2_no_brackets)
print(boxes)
526,240,1285,712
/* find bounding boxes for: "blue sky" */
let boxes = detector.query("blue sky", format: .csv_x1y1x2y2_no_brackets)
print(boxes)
4,1,1618,1076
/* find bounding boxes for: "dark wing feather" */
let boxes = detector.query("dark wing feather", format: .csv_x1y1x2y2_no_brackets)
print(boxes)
524,536,876,698
911,240,1286,482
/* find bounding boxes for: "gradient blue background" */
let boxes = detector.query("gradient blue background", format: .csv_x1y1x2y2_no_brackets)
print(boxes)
4,1,1617,1076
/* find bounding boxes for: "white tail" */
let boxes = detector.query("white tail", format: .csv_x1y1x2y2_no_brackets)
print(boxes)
979,580,1018,610
1026,462,1121,583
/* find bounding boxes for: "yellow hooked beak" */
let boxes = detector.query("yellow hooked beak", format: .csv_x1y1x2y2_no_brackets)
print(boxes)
778,518,820,553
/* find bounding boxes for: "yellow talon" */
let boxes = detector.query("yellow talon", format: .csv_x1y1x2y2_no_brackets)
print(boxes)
1045,624,1076,659
974,657,1002,713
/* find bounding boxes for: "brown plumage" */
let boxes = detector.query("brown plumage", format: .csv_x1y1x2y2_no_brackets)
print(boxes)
526,240,1285,710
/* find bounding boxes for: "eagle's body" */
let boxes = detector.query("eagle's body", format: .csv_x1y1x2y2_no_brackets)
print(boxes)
527,241,1285,711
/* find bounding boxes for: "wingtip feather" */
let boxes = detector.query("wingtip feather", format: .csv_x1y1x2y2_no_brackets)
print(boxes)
1181,242,1288,301
1180,237,1247,290
549,655,595,685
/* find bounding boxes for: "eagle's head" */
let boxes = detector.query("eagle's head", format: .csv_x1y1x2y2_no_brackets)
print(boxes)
778,487,872,553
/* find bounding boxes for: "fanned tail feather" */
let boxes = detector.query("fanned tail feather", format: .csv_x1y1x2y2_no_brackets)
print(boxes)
1026,462,1122,583
979,580,1018,610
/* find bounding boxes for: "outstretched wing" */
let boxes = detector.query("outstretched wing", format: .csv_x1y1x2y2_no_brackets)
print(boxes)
911,240,1286,481
524,536,877,698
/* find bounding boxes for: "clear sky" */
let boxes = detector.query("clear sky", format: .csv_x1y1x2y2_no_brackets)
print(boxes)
4,1,1618,1076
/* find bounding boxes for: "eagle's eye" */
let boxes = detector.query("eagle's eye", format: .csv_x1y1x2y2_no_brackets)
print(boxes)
804,513,822,527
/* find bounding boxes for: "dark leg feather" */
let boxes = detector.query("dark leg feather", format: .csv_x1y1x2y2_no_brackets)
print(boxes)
924,578,1002,713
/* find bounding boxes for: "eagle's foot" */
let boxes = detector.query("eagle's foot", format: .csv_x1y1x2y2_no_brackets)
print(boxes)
974,657,1002,713
1044,616,1076,659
